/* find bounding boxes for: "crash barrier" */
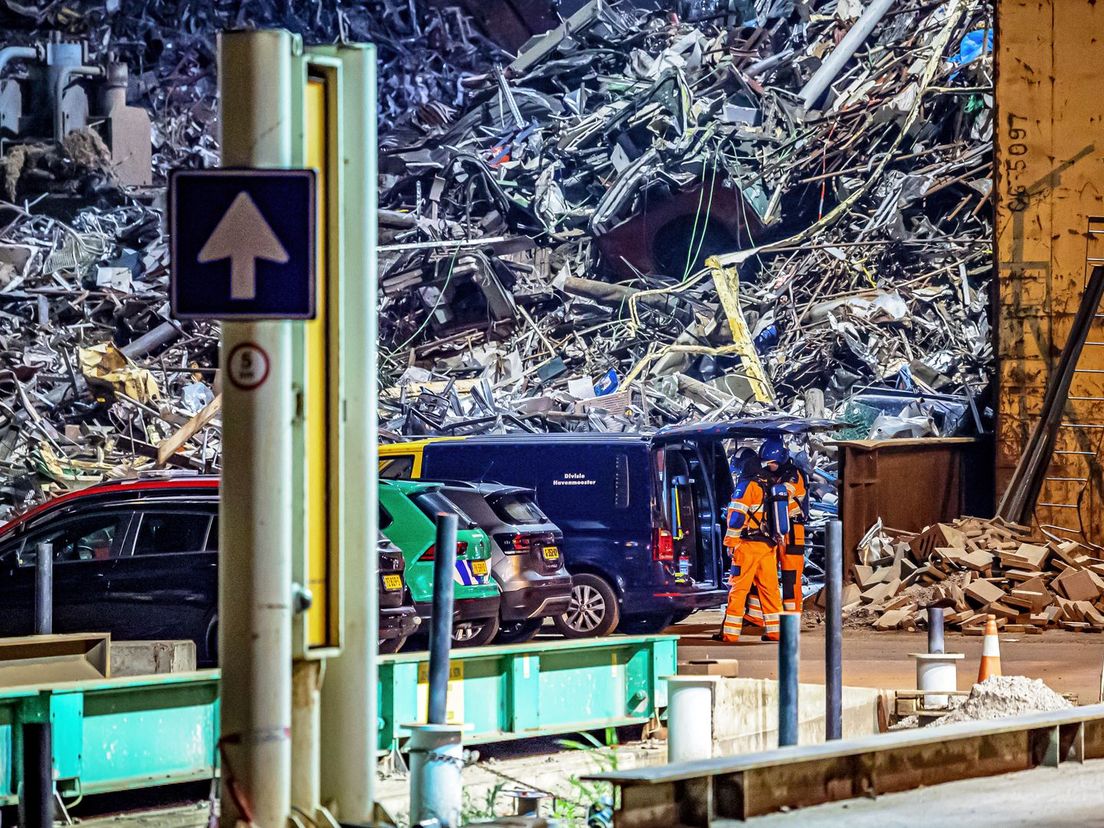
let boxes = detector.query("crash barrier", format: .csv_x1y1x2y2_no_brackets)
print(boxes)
379,635,678,751
585,702,1104,824
0,670,220,807
0,635,676,807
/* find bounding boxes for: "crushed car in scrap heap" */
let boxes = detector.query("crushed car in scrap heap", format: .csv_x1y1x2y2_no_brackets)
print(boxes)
0,0,994,517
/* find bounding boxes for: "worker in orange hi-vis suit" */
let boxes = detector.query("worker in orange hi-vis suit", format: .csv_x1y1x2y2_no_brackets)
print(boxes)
760,437,810,613
720,469,781,643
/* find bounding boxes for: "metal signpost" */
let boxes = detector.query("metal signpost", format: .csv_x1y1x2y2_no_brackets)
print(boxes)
169,29,378,826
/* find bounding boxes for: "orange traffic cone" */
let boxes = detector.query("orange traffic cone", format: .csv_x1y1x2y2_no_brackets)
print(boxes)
978,614,1002,682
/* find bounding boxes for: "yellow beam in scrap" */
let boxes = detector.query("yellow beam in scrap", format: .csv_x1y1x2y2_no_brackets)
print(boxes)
706,255,774,404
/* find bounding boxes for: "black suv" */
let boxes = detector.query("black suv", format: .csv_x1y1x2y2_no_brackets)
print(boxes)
0,476,419,664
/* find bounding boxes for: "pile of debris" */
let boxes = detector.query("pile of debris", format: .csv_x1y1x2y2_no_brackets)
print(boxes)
0,141,221,516
379,0,994,437
933,675,1071,726
0,0,506,179
893,675,1072,730
847,517,1104,634
0,0,508,515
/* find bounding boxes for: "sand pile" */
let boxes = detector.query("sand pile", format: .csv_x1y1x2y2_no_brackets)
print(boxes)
934,676,1071,725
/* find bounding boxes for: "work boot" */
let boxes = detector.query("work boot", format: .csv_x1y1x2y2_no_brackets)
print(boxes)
761,634,779,642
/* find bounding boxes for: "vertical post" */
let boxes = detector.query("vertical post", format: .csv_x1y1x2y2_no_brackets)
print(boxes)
825,519,843,741
411,512,463,827
666,676,717,762
428,512,458,724
928,606,946,654
778,612,800,747
34,541,52,635
217,29,295,828
318,43,380,821
22,722,52,828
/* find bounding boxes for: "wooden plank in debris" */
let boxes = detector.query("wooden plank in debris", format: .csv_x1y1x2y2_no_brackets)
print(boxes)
156,393,222,467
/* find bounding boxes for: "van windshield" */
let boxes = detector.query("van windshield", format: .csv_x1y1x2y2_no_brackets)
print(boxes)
489,492,547,526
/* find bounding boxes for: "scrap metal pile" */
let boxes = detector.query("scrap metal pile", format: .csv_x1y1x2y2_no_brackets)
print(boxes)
0,0,995,512
0,0,503,514
379,0,994,439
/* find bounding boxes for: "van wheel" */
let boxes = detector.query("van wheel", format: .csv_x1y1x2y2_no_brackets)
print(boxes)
495,619,543,645
617,613,674,635
553,574,620,638
453,615,500,647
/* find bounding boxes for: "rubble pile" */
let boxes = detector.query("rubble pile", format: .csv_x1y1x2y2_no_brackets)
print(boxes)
847,517,1104,634
933,676,1071,725
378,0,994,437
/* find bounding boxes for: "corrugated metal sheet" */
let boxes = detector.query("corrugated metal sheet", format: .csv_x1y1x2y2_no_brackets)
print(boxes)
995,0,1104,544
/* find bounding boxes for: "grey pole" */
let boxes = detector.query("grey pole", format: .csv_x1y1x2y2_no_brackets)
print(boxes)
825,519,843,741
778,612,800,747
928,606,946,654
21,721,52,827
34,542,52,635
428,512,458,725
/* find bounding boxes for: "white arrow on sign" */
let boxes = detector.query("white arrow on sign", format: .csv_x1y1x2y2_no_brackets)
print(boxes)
197,191,289,300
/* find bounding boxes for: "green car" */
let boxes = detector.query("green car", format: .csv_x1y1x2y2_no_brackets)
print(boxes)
378,480,501,646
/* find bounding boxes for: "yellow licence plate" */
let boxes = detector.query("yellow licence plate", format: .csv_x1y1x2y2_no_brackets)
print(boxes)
382,574,403,591
471,560,489,576
542,546,559,560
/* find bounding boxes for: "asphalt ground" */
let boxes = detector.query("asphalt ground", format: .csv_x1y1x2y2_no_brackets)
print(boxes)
673,608,1104,702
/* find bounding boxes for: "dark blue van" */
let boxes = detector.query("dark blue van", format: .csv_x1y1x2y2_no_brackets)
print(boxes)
379,418,833,638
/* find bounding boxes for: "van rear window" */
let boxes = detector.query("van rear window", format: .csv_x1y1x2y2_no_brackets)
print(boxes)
413,491,477,529
489,493,547,525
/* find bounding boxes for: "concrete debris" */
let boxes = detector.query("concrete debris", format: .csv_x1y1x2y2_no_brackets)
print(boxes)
378,0,994,440
932,676,1071,726
850,516,1104,634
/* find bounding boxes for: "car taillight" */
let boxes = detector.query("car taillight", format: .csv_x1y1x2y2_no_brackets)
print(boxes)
420,541,467,562
493,533,532,553
653,527,674,561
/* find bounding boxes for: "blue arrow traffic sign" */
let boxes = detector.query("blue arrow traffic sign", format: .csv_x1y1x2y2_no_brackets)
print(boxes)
170,169,316,320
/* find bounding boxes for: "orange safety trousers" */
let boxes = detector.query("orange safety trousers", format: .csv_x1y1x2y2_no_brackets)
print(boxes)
722,540,781,642
780,521,805,613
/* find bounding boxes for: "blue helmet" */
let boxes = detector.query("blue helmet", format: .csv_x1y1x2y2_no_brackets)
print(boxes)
759,437,787,465
729,447,757,479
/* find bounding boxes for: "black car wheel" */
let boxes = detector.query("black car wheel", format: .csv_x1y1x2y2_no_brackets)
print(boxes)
552,574,620,638
671,610,694,624
495,618,543,645
452,615,500,647
617,613,674,635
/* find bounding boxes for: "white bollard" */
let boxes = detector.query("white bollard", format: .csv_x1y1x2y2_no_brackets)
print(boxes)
666,676,719,762
407,723,465,827
911,652,965,709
